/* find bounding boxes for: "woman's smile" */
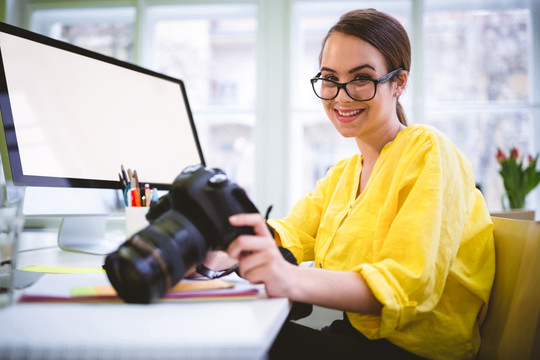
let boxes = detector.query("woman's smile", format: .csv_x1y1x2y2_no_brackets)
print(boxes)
334,107,365,123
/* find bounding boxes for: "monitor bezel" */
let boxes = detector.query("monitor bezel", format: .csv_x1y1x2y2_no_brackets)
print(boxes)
0,21,205,191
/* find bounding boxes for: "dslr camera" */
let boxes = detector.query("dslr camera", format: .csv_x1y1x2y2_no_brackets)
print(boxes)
104,165,259,304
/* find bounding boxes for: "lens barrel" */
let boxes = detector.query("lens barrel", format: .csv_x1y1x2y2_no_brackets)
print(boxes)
105,211,207,303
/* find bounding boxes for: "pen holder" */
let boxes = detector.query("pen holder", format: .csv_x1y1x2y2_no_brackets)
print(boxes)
125,207,150,238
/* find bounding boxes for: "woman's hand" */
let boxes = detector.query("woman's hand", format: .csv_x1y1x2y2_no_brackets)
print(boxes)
227,213,297,298
184,250,238,279
202,250,238,271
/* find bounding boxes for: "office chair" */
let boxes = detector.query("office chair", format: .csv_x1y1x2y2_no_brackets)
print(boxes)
477,216,540,359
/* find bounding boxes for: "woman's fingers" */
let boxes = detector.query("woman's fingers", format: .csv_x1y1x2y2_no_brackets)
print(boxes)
227,232,277,257
226,212,294,297
227,213,274,259
203,250,237,271
229,213,271,236
235,247,273,275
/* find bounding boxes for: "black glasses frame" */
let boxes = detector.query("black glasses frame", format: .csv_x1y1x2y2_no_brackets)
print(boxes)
310,68,402,101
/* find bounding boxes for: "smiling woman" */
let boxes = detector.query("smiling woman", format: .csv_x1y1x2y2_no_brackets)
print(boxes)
315,31,408,178
214,8,495,360
318,10,410,129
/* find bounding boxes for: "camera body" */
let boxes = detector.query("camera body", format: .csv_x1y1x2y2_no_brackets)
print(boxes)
104,165,259,304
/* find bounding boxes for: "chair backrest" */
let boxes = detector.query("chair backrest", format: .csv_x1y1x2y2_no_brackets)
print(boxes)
477,216,540,359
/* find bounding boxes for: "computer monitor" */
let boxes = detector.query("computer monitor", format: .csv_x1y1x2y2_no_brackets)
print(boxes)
0,22,205,254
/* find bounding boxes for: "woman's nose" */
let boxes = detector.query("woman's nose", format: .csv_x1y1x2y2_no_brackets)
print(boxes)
334,86,355,103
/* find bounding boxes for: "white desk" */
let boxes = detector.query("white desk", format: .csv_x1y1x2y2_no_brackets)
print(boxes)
0,230,290,359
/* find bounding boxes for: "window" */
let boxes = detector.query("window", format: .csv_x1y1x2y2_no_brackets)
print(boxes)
423,1,534,210
27,3,257,196
424,8,529,103
144,4,257,194
30,7,135,62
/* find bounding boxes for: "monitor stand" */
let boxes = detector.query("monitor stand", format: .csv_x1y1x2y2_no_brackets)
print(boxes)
57,215,126,255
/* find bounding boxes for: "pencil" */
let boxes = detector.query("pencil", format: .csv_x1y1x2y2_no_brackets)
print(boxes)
145,184,151,206
133,187,141,207
133,170,140,190
118,173,125,186
121,165,129,186
127,168,133,188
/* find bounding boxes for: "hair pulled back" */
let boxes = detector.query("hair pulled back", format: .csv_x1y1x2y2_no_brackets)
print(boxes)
319,9,411,125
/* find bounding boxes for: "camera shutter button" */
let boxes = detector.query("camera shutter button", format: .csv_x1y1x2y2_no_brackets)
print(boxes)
209,173,228,186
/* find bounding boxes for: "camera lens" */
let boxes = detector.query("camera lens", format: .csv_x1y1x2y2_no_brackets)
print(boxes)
105,211,207,303
105,244,158,303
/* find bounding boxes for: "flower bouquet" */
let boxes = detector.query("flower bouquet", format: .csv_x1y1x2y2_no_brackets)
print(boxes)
496,147,540,210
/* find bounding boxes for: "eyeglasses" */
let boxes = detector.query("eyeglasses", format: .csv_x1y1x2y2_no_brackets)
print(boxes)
310,68,402,101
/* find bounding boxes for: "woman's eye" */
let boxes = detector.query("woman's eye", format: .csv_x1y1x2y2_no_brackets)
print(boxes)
354,74,371,81
323,74,338,81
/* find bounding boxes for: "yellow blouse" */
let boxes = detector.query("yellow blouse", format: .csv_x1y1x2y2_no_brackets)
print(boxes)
268,124,495,360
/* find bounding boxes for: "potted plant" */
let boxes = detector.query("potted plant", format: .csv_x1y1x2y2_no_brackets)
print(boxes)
496,147,540,210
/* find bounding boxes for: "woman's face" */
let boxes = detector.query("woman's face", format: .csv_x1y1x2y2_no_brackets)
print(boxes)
319,32,401,139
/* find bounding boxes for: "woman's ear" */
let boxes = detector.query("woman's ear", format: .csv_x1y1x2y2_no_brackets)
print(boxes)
395,70,409,95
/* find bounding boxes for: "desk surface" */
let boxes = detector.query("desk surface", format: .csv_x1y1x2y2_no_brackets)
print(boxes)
0,230,290,360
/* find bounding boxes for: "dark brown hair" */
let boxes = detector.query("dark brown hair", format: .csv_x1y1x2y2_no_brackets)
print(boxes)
319,9,411,125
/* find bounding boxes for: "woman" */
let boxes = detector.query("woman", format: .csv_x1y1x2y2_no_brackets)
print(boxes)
224,9,494,359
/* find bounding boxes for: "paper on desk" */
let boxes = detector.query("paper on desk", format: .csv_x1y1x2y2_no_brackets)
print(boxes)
18,272,259,303
21,265,105,274
70,277,235,297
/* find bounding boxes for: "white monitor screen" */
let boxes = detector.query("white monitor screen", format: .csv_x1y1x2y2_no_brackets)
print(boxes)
0,22,204,191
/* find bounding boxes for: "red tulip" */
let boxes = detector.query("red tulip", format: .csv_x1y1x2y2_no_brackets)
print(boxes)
511,147,519,159
496,148,507,163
